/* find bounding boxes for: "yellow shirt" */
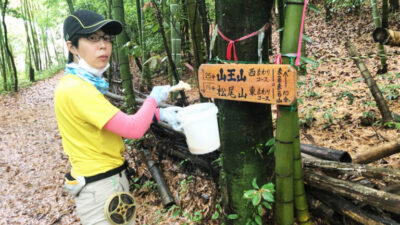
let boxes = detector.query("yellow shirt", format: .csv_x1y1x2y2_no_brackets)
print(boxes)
54,74,124,177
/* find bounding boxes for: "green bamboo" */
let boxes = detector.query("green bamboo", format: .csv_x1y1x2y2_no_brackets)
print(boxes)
170,0,182,84
66,0,75,13
186,0,205,98
215,0,274,224
25,0,41,71
112,0,136,110
197,0,210,60
1,0,18,91
279,0,310,224
139,0,151,90
275,110,294,225
371,0,388,72
0,14,8,91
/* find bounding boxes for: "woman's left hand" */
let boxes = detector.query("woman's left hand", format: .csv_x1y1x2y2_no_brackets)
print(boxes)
159,107,183,131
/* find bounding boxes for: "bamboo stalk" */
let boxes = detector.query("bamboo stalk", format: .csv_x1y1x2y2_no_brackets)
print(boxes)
303,157,400,184
304,171,400,214
311,189,399,225
352,138,400,164
300,143,352,162
142,148,175,208
345,41,393,123
275,110,294,225
373,28,400,46
371,0,388,73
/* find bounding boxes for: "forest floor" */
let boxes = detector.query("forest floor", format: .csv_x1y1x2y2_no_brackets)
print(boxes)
1,3,400,225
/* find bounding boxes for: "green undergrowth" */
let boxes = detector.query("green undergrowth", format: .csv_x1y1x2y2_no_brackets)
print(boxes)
0,64,64,94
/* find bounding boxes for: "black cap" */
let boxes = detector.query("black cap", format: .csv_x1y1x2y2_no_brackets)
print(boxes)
63,10,122,41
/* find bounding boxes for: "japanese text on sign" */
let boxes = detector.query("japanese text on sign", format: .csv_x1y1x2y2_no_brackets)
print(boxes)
198,64,297,105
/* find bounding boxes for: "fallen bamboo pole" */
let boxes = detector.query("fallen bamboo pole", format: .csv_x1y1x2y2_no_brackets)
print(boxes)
300,143,352,162
142,148,175,208
373,28,400,46
304,171,400,215
303,157,400,184
352,138,400,164
310,189,400,225
345,41,393,123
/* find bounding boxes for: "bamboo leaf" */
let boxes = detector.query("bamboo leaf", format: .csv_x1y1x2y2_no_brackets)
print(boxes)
300,56,317,65
265,138,275,146
255,215,262,225
243,190,257,199
262,201,272,209
252,194,261,206
211,211,219,220
262,190,274,202
252,178,259,189
261,182,274,191
227,214,239,220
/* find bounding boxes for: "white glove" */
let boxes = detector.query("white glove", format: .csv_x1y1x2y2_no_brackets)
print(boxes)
160,107,183,131
150,85,170,105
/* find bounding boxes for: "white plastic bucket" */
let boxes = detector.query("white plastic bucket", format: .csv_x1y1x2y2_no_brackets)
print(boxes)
177,103,220,154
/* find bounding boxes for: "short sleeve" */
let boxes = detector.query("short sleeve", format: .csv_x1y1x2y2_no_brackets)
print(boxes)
69,85,119,129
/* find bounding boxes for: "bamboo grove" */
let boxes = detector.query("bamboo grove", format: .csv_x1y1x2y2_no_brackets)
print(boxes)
2,0,400,224
0,0,66,92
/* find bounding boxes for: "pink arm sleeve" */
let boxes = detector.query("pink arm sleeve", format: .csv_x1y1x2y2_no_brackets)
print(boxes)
104,97,161,139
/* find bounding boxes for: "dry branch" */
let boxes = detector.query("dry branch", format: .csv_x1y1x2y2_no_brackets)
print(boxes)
303,157,400,184
304,171,400,215
345,41,393,123
352,138,400,164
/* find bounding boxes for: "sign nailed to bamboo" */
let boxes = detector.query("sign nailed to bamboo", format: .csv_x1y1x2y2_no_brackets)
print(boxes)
198,64,297,105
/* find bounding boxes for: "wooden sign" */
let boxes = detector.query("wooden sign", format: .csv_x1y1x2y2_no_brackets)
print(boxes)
198,64,297,105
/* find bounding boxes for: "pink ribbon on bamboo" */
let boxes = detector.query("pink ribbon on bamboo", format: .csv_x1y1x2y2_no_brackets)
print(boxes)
217,25,270,62
295,0,309,66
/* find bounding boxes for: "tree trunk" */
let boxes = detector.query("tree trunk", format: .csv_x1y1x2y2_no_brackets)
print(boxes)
390,0,399,12
1,0,18,92
197,0,210,61
66,0,75,13
186,0,204,76
304,171,400,215
382,0,389,28
352,138,400,164
139,0,151,91
371,0,388,73
170,0,182,90
25,0,40,71
151,0,187,105
345,41,393,123
0,9,8,91
112,0,136,110
215,1,274,224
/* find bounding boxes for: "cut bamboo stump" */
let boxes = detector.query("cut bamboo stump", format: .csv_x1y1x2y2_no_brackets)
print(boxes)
304,171,400,215
352,138,400,164
300,143,352,162
345,41,393,123
303,157,400,184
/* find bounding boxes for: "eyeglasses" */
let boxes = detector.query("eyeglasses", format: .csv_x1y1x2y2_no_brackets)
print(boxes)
85,34,114,43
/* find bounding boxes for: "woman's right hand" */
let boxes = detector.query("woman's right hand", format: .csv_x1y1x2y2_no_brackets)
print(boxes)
150,85,170,105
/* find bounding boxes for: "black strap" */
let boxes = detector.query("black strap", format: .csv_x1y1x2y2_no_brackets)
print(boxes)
153,113,158,123
85,161,128,184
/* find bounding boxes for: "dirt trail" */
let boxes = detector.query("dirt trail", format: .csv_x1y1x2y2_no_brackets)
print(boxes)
0,71,79,225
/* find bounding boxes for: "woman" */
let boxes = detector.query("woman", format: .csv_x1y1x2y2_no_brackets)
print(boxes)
55,10,180,225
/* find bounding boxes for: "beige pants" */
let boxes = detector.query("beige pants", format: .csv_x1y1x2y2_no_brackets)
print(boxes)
75,170,134,225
